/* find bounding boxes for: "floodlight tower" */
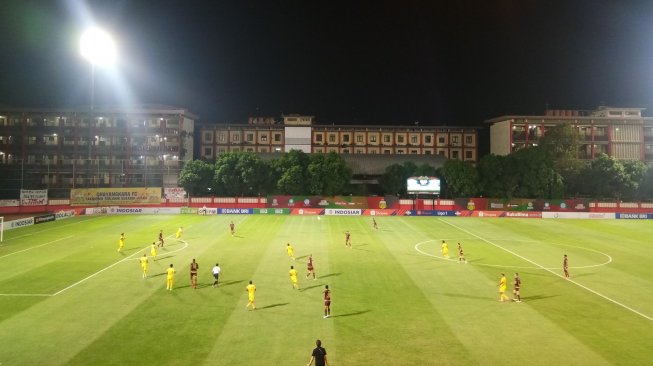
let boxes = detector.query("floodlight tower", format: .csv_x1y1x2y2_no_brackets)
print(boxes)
79,28,116,186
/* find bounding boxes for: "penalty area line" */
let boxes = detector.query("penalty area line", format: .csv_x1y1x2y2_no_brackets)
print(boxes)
0,236,74,260
437,218,653,322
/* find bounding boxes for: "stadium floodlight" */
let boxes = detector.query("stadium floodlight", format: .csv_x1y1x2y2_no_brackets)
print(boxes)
80,27,117,67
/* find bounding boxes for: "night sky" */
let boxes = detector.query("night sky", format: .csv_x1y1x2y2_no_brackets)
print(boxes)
1,0,653,126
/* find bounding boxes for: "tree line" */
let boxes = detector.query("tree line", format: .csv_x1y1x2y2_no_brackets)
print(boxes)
180,125,653,200
179,150,352,196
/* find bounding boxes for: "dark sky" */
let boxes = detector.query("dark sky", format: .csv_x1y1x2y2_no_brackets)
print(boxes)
1,0,653,126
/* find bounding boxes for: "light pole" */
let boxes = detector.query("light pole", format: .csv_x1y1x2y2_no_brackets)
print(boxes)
80,27,116,188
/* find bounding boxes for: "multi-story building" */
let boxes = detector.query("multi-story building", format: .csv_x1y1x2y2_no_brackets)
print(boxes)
200,115,479,162
0,105,195,197
487,106,653,163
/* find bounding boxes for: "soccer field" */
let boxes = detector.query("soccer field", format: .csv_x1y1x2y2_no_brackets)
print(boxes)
0,215,652,365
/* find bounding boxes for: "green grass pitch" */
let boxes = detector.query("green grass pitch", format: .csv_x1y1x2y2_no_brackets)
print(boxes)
0,214,652,365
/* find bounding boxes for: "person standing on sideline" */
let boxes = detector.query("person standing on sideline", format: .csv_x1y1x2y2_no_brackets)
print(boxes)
306,254,316,280
289,265,300,290
286,243,295,261
513,273,522,302
498,273,510,302
190,259,199,289
307,339,329,366
140,253,148,278
166,264,176,291
118,233,125,252
212,263,221,287
458,242,467,263
245,280,256,310
563,254,570,279
323,285,331,318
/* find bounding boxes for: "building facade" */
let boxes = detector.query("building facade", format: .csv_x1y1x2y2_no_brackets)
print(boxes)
0,105,195,197
200,115,479,162
486,106,653,163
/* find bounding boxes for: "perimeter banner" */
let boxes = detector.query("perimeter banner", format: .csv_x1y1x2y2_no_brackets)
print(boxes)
20,189,48,206
70,188,162,205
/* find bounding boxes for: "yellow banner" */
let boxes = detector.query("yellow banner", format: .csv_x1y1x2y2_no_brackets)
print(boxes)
70,188,162,205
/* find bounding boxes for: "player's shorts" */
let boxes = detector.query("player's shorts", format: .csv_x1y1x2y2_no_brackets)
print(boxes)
248,296,255,302
307,265,314,271
324,300,331,307
213,273,220,280
190,272,198,279
499,286,506,293
291,277,298,283
514,287,520,292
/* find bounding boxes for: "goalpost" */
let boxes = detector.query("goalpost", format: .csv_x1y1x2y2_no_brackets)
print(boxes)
0,216,3,242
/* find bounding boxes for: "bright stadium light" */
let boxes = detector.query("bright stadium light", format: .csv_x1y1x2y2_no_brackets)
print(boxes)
79,27,117,67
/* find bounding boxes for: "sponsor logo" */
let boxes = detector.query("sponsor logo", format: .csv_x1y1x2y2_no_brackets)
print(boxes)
116,208,143,213
588,213,605,219
326,209,361,216
10,218,35,228
35,214,56,224
575,203,586,210
560,203,567,209
378,200,387,209
490,203,504,209
219,208,252,214
303,199,310,206
619,213,648,219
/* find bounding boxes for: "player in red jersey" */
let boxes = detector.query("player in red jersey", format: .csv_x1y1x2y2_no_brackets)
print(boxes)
229,221,235,236
458,242,467,264
323,285,331,318
513,272,522,302
190,259,199,289
306,254,317,280
344,231,351,248
158,229,164,247
563,254,570,279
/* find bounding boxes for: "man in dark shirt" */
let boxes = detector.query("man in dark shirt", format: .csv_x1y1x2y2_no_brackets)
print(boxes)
307,339,329,366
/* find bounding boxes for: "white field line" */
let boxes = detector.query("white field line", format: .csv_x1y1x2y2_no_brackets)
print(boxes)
2,217,96,242
438,218,653,322
52,237,188,296
0,236,74,260
0,236,188,297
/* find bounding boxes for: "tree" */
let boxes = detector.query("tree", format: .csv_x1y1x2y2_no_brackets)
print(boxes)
585,154,626,199
380,163,407,196
508,147,563,198
178,159,214,196
271,150,311,194
236,153,271,196
538,124,584,196
622,160,648,200
440,159,479,197
477,154,507,198
214,153,243,195
307,152,352,196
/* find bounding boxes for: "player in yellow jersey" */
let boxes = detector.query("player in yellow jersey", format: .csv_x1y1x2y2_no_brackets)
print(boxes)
289,265,300,290
175,226,183,239
441,240,449,258
245,280,256,310
498,273,510,302
166,264,176,290
150,242,157,259
286,243,295,261
118,233,125,252
140,254,148,278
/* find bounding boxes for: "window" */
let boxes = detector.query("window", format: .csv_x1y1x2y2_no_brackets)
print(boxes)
261,135,268,142
410,149,418,154
438,137,445,143
219,134,226,142
397,135,404,143
204,132,212,142
204,147,212,156
465,136,473,144
425,135,432,144
342,149,350,153
329,135,336,142
356,148,364,154
356,135,363,143
452,136,459,144
233,134,240,141
246,133,254,142
315,134,323,142
383,149,391,154
343,134,350,142
465,151,473,159
396,149,405,154
424,150,432,155
246,148,254,152
411,136,418,144
452,151,459,159
383,135,391,143
370,135,377,143
274,133,281,142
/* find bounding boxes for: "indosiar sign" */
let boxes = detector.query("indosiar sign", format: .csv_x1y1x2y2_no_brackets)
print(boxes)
325,208,362,216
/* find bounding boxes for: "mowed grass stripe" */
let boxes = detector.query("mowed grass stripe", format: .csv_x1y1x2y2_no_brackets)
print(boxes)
437,217,653,365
